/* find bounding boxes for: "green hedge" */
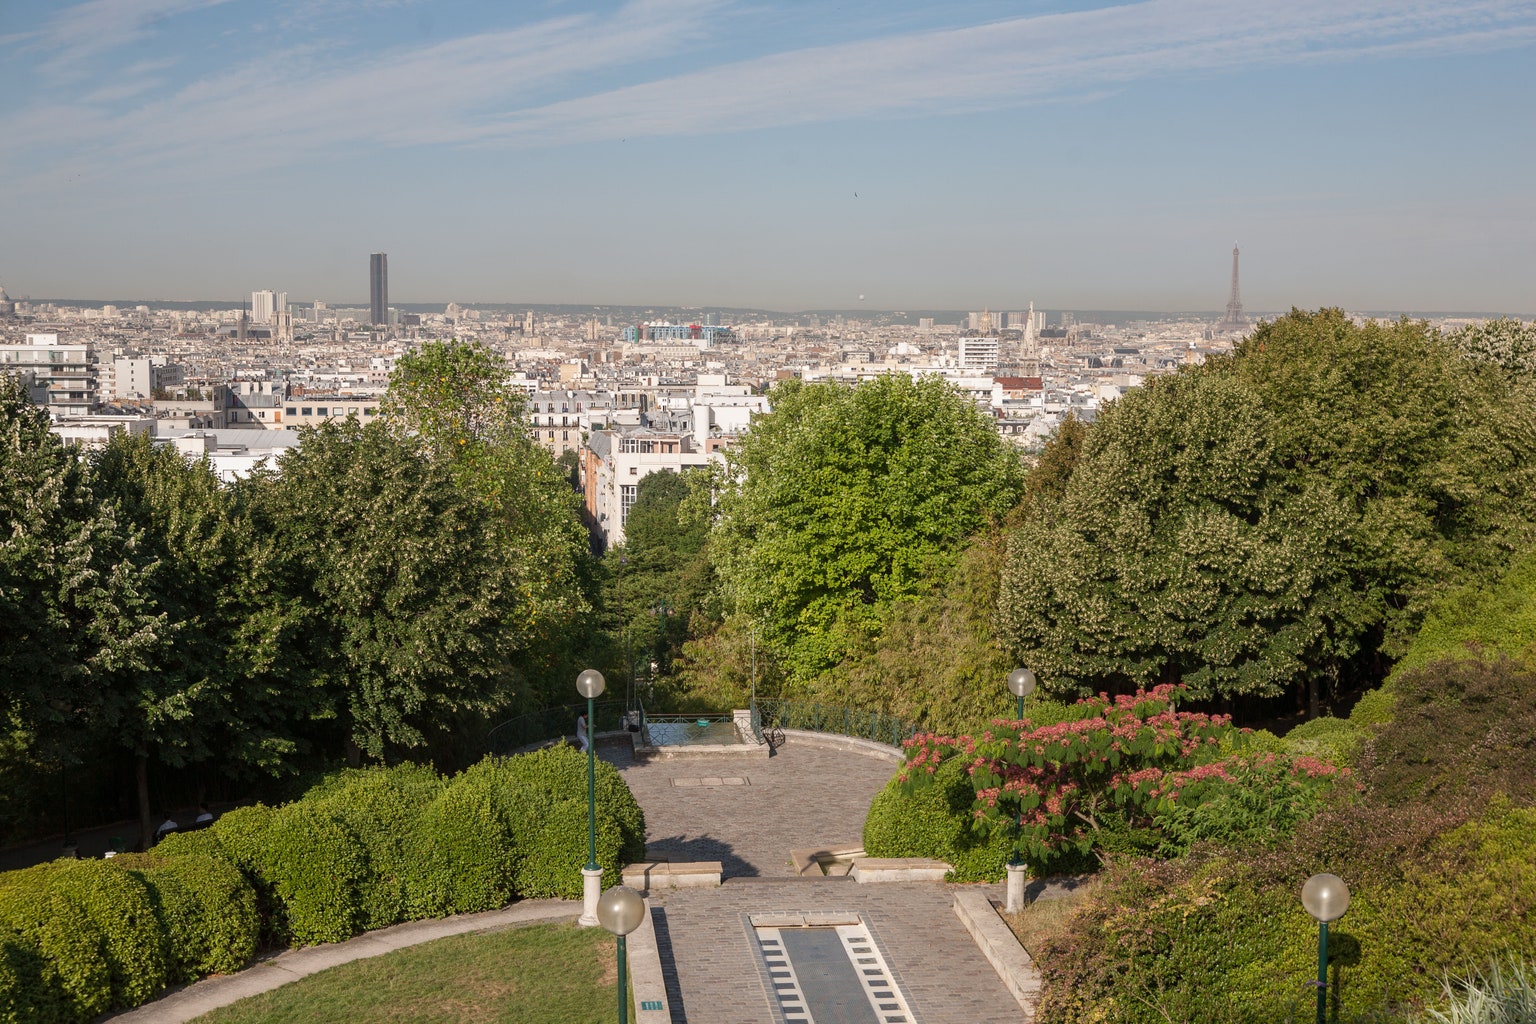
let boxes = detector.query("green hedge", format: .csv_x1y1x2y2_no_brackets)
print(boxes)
0,751,648,1022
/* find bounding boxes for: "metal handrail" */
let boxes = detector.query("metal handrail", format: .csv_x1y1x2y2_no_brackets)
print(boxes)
485,699,643,757
749,699,921,750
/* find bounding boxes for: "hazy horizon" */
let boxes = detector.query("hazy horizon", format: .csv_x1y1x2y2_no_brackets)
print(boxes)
3,0,1534,311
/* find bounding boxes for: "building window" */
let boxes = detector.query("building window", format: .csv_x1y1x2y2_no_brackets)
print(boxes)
629,466,637,475
365,407,376,416
620,484,637,524
301,407,313,415
562,431,569,441
286,407,297,415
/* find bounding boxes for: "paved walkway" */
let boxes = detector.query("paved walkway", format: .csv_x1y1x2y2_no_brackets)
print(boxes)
605,735,897,877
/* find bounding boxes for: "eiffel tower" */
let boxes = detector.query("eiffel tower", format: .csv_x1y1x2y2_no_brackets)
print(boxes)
1216,243,1249,334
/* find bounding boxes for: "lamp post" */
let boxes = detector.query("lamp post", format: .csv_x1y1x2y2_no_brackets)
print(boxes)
1301,873,1350,1024
1003,667,1037,911
597,885,645,1024
576,668,606,927
1006,667,1036,721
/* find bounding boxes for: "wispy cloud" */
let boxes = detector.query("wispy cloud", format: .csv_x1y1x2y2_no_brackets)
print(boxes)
4,0,1535,190
24,0,235,77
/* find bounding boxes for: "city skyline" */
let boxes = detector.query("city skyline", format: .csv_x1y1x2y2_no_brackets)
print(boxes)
2,0,1535,311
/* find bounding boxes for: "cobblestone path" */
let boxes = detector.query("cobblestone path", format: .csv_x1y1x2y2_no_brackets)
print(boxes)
600,736,1026,1023
603,737,897,878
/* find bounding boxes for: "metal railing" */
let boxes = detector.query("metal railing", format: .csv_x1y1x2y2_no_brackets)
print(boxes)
485,700,642,757
749,700,921,750
639,712,739,747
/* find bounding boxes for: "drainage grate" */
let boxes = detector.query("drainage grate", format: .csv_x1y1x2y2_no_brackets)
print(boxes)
751,916,916,1024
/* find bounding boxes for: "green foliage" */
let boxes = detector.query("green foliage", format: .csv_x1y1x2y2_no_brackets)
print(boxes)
402,777,516,918
257,802,371,945
0,863,111,1023
46,860,168,1008
1419,956,1536,1024
131,852,259,980
862,757,1016,882
1393,548,1536,677
1450,317,1536,380
999,309,1536,706
304,764,442,928
1361,657,1536,808
1035,804,1536,1024
714,373,1025,682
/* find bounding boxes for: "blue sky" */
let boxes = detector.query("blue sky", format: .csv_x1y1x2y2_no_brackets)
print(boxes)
2,0,1534,312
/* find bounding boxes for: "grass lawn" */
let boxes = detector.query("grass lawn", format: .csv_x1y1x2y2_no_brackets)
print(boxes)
999,893,1083,958
193,921,635,1024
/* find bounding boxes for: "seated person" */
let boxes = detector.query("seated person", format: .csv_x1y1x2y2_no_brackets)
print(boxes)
194,803,214,824
155,815,179,838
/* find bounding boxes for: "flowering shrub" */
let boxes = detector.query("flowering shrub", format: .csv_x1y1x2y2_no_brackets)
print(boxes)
900,685,1345,864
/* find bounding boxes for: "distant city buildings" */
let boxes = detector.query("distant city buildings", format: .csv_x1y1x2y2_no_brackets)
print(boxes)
250,290,286,325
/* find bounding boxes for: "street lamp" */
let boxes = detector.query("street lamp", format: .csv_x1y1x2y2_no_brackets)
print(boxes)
597,885,645,1024
1301,873,1350,1024
1003,667,1037,911
576,668,606,927
1006,667,1036,721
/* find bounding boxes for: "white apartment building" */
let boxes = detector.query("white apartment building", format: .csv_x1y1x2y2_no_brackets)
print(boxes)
525,389,620,460
582,428,716,549
281,393,384,427
958,336,1000,371
0,334,98,418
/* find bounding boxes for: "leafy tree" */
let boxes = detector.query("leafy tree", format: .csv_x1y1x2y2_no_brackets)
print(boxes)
250,419,535,760
606,469,716,686
91,434,306,845
998,310,1536,710
384,340,591,708
714,374,1025,682
0,377,163,831
1450,316,1536,379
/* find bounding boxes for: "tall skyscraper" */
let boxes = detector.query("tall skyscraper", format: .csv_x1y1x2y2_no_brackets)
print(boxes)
370,253,388,326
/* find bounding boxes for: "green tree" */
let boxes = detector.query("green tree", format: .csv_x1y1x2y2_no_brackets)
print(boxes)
385,340,591,709
0,377,164,839
714,374,1025,682
998,309,1536,711
250,419,534,761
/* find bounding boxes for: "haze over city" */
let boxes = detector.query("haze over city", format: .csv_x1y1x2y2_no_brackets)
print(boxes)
2,0,1535,311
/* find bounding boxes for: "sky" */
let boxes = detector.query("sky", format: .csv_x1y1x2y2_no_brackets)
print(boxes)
1,0,1534,312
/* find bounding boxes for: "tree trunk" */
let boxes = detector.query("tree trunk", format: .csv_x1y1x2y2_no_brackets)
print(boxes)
1308,675,1320,720
136,752,153,852
344,736,362,769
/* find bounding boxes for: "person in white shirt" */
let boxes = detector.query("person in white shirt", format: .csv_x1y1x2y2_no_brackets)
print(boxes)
576,712,589,752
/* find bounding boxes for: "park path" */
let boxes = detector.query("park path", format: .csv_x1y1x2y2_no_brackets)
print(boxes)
606,735,1026,1023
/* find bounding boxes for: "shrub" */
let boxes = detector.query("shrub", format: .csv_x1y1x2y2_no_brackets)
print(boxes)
206,804,284,944
513,799,624,898
1419,956,1536,1023
1034,803,1536,1024
1282,714,1370,767
46,859,168,1008
305,764,442,929
402,779,515,917
117,852,258,980
256,802,371,945
485,747,646,867
0,864,107,1024
863,756,1026,882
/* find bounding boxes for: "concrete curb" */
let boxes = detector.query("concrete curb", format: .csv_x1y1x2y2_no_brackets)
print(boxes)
102,899,580,1023
778,729,905,763
952,888,1042,1020
627,900,671,1024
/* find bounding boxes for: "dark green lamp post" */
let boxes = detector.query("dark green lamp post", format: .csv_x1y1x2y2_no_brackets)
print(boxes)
1301,873,1350,1024
597,885,645,1024
576,668,606,926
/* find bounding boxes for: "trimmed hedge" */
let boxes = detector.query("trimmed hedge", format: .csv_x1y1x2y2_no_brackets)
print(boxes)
0,750,648,1022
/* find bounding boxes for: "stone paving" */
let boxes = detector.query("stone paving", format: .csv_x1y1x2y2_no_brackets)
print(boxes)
652,880,1021,1024
601,734,1028,1023
602,735,898,878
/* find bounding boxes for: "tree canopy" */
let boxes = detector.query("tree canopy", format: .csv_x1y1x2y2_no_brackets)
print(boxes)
714,373,1025,682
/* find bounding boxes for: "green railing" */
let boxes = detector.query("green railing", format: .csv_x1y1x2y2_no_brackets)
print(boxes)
486,700,641,757
639,712,739,747
750,700,921,750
